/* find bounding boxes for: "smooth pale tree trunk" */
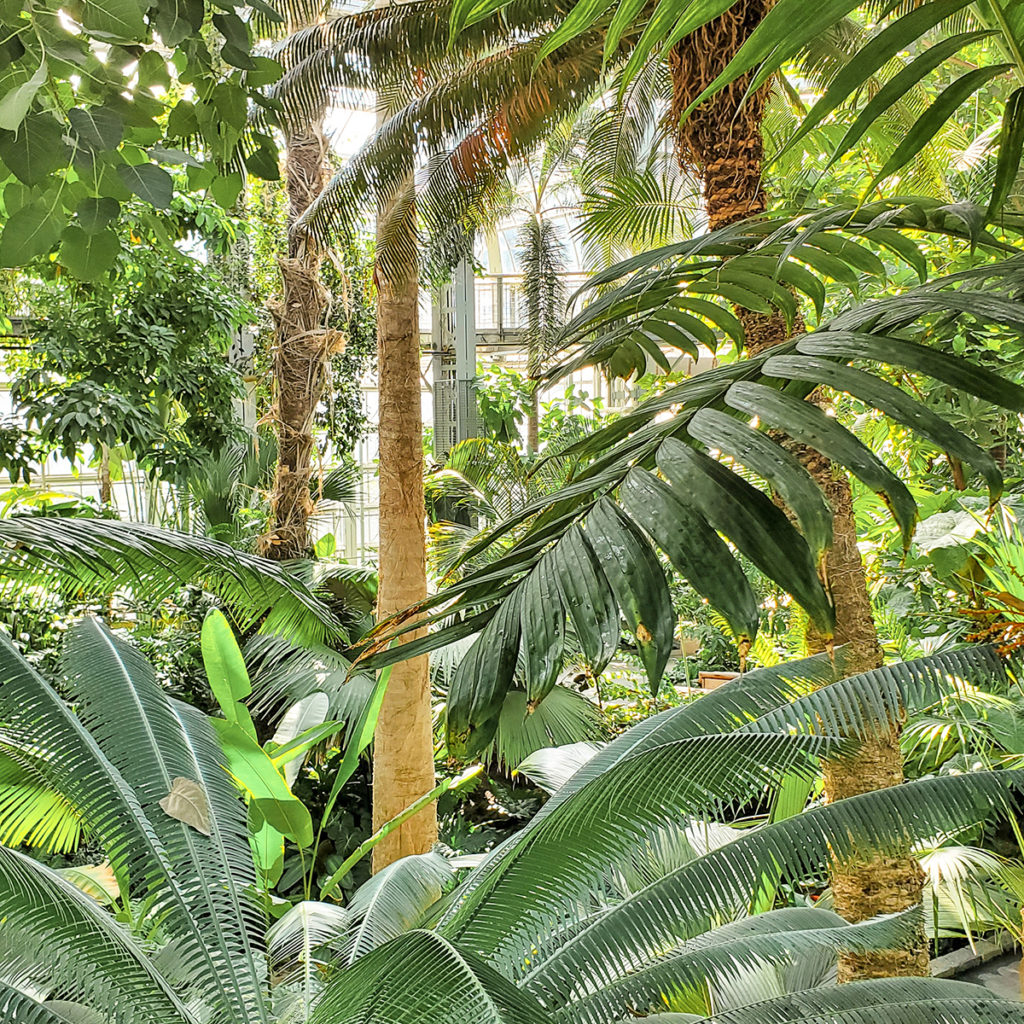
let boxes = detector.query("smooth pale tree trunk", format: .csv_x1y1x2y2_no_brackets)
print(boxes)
262,123,337,560
371,197,438,871
670,1,926,978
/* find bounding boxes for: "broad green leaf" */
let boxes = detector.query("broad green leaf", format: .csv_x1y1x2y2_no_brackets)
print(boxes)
586,498,674,692
620,468,760,644
58,225,119,281
247,803,284,884
0,202,62,266
211,719,312,846
117,162,173,208
81,0,147,41
657,438,834,633
201,609,255,736
687,408,833,559
0,113,70,185
76,196,120,233
68,107,124,150
724,380,918,547
0,58,47,132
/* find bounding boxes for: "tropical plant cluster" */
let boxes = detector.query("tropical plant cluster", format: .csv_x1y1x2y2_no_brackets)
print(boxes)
6,0,1024,1020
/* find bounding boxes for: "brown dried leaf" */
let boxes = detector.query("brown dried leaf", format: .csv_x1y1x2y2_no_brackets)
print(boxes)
159,777,212,836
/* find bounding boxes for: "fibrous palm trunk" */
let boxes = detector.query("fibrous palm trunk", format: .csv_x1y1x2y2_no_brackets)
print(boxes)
371,197,438,871
262,124,339,560
669,1,926,979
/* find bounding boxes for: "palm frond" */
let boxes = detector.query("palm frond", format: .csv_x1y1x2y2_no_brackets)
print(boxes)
0,745,83,853
684,976,1024,1023
0,847,193,1024
558,909,924,1024
59,618,270,1021
308,930,549,1024
0,625,270,1024
0,516,345,645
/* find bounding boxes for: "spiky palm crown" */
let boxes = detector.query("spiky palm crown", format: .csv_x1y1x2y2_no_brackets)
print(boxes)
4,615,1024,1021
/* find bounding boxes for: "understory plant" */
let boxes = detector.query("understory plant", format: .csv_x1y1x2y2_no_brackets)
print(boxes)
3,618,1024,1021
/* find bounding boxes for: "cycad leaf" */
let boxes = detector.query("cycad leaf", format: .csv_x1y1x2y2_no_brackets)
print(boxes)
0,517,344,645
524,771,1023,1003
57,618,271,1021
687,976,1024,1022
440,731,834,968
309,930,548,1024
0,847,191,1024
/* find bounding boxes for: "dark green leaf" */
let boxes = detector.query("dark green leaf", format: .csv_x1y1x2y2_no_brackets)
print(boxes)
724,380,918,546
116,162,173,208
620,468,760,644
552,527,619,676
447,591,522,759
68,107,124,150
0,201,62,266
657,438,833,633
58,225,119,281
987,87,1024,220
80,0,147,41
520,552,565,706
0,113,70,185
762,355,1004,500
585,498,674,692
797,332,1024,413
687,407,833,558
75,196,120,233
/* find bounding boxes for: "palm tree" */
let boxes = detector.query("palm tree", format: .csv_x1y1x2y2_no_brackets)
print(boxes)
257,1,342,561
269,0,1023,900
3,616,1024,1020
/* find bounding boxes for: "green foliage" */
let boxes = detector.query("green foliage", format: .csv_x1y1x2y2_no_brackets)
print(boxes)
4,620,1024,1020
0,0,280,278
4,243,249,486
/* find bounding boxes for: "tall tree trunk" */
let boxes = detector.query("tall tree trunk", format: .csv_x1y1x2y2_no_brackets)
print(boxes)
526,384,540,452
262,124,337,561
670,2,926,978
98,444,112,507
372,198,438,871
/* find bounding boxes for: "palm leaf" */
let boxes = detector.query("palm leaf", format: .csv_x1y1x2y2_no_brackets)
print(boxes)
684,976,1024,1022
0,625,270,1024
309,930,549,1024
0,847,193,1024
0,516,345,645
